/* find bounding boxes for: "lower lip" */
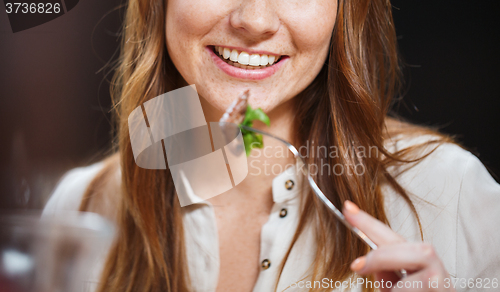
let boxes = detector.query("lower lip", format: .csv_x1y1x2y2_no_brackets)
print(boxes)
207,46,288,81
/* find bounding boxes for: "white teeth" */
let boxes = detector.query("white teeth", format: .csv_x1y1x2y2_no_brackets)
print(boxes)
260,55,268,66
249,54,261,66
215,46,280,68
230,49,239,62
238,52,250,65
268,55,275,65
223,47,230,59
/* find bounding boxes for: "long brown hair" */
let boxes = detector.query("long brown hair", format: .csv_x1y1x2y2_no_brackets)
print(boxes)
81,0,451,291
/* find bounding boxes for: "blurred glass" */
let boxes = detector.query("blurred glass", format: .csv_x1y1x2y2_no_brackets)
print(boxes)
0,212,114,292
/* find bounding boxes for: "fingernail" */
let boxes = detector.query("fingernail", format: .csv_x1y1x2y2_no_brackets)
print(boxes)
344,200,359,214
350,256,366,272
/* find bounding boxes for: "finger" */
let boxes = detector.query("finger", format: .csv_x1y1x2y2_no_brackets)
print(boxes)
343,200,405,245
350,243,441,275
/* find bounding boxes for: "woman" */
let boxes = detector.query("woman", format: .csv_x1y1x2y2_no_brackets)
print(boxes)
43,0,500,291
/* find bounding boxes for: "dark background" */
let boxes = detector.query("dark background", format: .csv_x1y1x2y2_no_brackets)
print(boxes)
1,1,499,209
391,1,500,179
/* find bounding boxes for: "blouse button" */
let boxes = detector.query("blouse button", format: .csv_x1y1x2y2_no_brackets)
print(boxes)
261,259,271,270
285,179,295,190
279,208,288,218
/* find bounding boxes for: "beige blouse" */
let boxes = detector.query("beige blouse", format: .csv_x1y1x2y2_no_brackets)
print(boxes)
42,135,500,291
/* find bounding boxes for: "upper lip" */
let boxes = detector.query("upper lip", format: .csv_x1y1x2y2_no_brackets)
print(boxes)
211,45,284,56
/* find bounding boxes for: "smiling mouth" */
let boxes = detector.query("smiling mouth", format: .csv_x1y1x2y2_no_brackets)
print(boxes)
211,46,283,70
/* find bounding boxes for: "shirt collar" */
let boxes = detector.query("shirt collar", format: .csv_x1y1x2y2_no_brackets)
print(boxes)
178,165,302,207
177,169,207,206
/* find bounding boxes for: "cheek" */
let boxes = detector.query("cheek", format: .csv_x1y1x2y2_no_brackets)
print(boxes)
165,0,229,79
166,0,228,48
282,1,337,58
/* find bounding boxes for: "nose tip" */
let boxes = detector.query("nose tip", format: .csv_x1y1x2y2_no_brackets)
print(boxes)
230,1,280,37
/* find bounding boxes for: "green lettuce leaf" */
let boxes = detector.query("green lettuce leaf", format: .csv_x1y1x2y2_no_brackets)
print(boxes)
240,105,270,156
